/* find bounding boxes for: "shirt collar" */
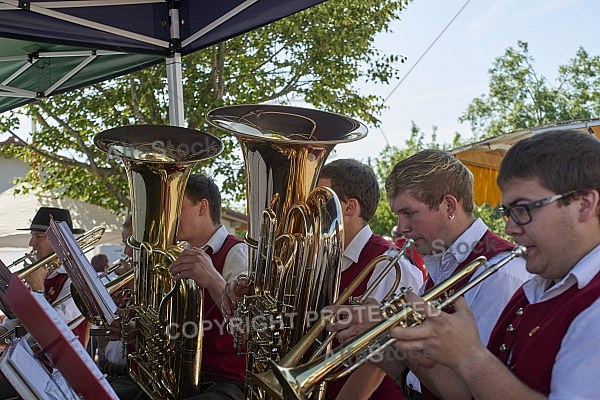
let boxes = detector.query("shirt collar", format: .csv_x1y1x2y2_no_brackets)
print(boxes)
423,218,485,284
204,225,229,254
524,243,600,302
342,225,373,268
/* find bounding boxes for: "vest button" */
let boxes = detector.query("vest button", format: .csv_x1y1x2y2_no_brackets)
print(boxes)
516,307,524,316
499,344,508,352
506,324,515,333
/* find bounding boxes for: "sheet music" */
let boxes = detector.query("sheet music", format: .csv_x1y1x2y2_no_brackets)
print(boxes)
3,276,119,399
46,220,117,325
0,338,80,400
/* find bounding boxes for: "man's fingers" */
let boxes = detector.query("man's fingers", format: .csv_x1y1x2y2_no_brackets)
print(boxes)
404,290,438,318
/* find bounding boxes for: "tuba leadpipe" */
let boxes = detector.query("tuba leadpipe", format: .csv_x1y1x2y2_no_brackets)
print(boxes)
270,245,527,400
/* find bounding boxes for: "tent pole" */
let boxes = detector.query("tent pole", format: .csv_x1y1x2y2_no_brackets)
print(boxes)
166,54,184,127
167,4,184,127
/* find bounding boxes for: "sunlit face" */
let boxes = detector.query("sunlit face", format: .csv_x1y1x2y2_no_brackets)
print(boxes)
176,195,201,243
28,231,54,259
388,192,449,255
501,178,580,279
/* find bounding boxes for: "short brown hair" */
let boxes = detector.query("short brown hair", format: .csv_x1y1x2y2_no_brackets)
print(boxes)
385,149,474,214
319,158,380,222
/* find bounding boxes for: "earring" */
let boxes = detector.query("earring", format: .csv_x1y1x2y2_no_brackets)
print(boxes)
448,215,454,220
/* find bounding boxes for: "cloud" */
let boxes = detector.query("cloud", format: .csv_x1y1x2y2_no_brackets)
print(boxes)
468,0,585,40
467,0,516,39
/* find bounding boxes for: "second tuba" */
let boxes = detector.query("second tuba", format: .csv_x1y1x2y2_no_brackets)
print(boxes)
206,104,367,398
94,125,223,400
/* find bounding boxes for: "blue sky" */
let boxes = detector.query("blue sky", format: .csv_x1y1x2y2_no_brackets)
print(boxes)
331,0,600,161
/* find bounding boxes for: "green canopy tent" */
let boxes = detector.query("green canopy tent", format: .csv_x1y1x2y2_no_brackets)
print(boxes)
0,0,326,125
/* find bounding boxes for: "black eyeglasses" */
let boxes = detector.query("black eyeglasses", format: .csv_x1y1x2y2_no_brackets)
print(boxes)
498,191,576,225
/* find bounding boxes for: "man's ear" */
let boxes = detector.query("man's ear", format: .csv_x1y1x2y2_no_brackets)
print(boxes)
578,189,600,222
197,198,209,217
441,194,458,217
344,198,360,216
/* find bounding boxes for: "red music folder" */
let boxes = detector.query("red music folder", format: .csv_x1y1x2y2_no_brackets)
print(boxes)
2,275,118,399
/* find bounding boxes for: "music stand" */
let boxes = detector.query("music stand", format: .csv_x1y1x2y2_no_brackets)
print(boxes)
46,218,117,326
0,275,118,399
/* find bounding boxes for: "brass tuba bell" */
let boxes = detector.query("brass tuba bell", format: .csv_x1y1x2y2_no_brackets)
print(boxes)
94,125,223,400
207,104,367,399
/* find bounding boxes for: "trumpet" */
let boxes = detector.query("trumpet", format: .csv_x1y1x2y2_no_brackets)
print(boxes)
247,238,415,399
270,245,527,400
9,226,105,279
0,268,134,343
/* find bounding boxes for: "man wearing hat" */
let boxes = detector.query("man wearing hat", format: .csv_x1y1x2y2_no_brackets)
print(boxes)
0,207,87,344
0,207,89,399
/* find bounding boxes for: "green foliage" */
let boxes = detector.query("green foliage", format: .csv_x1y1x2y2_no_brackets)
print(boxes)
0,0,412,213
460,41,600,139
473,203,507,238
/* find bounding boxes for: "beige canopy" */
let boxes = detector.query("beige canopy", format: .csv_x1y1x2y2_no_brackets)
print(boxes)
452,119,600,207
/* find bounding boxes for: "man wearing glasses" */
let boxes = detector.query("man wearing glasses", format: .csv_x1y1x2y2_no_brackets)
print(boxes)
390,129,600,399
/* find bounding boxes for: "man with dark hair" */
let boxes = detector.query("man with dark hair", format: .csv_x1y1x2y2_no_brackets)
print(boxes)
317,158,425,400
91,253,111,284
169,173,248,400
390,130,600,399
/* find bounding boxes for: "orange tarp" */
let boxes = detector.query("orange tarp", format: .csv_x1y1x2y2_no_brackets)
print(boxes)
452,119,600,207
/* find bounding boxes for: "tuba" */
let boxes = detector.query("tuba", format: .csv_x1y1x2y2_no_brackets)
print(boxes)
94,125,223,400
206,104,367,399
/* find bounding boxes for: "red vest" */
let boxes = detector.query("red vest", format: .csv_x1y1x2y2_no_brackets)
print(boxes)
395,237,427,281
423,230,515,293
44,273,88,346
421,230,515,400
487,271,600,395
201,234,247,381
327,234,406,400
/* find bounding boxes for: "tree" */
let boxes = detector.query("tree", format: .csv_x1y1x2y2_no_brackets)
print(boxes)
460,40,600,139
0,0,412,213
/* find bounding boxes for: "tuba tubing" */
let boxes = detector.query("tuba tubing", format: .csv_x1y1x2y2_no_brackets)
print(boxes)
270,245,527,400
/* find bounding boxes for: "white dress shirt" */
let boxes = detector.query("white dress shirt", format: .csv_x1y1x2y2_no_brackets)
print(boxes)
407,218,531,392
204,225,248,282
521,244,600,400
342,225,424,302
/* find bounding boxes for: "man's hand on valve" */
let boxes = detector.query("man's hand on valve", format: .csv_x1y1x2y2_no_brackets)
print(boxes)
323,297,383,343
221,274,252,320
